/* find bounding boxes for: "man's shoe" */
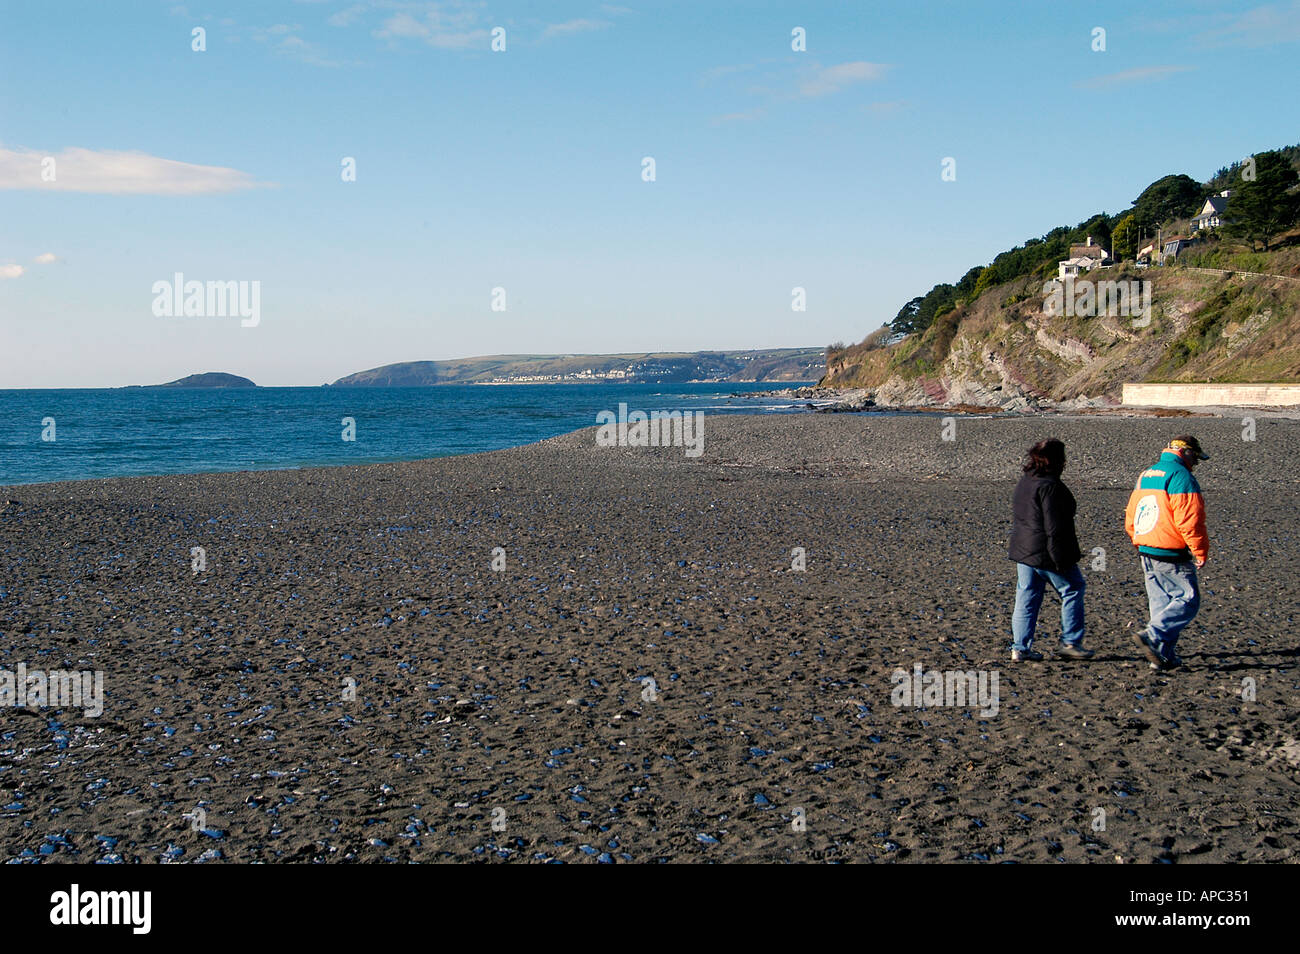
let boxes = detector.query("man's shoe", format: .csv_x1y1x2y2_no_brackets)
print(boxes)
1011,648,1043,662
1131,630,1165,668
1058,643,1094,660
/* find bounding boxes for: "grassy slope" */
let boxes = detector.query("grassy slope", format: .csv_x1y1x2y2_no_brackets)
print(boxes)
822,240,1300,403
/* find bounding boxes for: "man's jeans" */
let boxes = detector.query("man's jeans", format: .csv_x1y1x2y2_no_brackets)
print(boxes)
1011,562,1086,651
1141,555,1200,656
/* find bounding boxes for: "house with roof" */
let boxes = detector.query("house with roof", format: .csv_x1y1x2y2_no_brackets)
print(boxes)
1057,236,1109,280
1192,190,1230,231
1161,236,1195,262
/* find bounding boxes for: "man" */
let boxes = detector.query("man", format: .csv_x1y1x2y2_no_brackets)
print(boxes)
1124,435,1210,670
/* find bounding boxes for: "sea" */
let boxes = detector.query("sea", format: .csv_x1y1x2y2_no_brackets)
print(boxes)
0,382,817,486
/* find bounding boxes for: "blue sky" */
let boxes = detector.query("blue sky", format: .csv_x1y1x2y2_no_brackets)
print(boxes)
2,0,1299,387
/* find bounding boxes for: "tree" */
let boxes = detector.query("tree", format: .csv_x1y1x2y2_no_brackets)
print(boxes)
1111,214,1138,260
861,326,891,350
1225,150,1300,251
1132,174,1202,231
891,296,925,335
891,285,957,336
955,265,984,298
1076,213,1113,255
914,284,957,332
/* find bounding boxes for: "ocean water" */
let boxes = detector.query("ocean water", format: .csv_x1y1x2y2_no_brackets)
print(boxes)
0,382,815,486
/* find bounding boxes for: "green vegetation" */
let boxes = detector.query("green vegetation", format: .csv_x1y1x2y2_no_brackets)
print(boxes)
1160,284,1246,372
1176,244,1275,273
1131,174,1201,233
1111,214,1137,260
891,284,958,336
1225,150,1300,251
885,143,1300,340
1206,145,1300,193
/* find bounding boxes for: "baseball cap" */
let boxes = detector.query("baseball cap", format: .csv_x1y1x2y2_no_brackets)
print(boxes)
1170,435,1209,460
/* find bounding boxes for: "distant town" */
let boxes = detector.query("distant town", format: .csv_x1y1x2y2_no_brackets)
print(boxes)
481,360,731,384
327,349,825,387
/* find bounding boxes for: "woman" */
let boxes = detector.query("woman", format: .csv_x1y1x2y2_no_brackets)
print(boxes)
1007,438,1093,662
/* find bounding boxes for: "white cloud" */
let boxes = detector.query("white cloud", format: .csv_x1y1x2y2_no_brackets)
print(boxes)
864,100,905,115
704,60,888,124
0,264,24,280
711,107,766,125
0,146,267,195
702,63,756,83
328,4,368,27
798,61,889,98
248,22,345,66
1075,65,1193,89
1208,1,1300,46
542,19,609,39
280,33,345,66
374,3,489,49
33,253,57,264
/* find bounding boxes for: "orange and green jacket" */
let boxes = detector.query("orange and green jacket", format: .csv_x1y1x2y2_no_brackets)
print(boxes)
1124,449,1209,563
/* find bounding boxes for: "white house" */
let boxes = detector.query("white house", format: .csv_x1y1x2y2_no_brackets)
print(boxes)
1058,257,1093,279
1058,236,1109,280
1192,190,1230,231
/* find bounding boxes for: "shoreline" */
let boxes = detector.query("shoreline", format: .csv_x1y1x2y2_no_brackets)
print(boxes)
743,384,1300,420
0,403,1265,492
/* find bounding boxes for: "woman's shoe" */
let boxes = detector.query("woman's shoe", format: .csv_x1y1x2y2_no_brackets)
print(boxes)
1010,648,1044,662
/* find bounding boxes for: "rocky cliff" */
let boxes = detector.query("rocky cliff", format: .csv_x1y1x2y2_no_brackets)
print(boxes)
821,257,1300,409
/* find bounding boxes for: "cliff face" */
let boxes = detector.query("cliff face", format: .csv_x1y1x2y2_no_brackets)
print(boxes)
822,262,1300,408
331,361,442,386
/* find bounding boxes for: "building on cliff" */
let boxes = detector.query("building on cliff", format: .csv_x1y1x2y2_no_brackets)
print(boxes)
1057,236,1110,280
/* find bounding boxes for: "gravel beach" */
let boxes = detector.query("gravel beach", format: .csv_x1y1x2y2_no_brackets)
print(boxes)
2,413,1298,863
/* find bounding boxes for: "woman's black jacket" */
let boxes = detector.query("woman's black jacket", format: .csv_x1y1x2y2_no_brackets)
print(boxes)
1009,472,1081,572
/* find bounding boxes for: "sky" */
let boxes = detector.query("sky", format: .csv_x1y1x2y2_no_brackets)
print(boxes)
2,0,1299,388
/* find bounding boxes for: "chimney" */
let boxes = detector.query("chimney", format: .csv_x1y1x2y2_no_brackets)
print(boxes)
1086,235,1093,246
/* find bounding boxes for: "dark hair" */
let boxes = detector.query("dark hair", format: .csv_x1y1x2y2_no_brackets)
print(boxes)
1024,438,1066,476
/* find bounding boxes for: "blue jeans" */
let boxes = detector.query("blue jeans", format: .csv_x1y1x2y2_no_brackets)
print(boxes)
1011,562,1086,651
1141,555,1200,656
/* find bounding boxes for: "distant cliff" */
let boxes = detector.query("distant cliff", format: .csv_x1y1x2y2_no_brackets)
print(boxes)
152,372,257,388
329,349,824,386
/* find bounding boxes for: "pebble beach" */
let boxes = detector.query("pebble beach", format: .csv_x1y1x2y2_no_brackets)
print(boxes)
2,413,1297,863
